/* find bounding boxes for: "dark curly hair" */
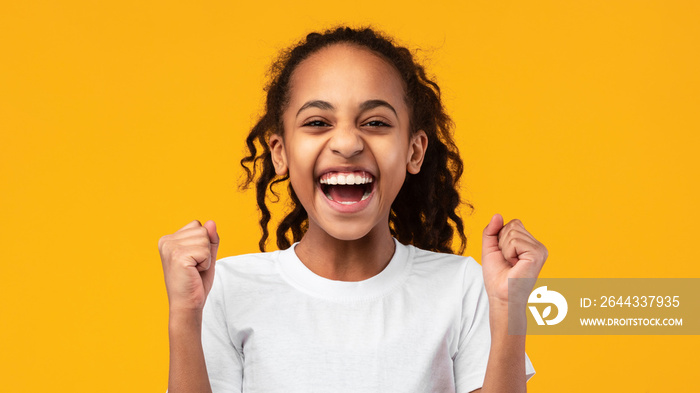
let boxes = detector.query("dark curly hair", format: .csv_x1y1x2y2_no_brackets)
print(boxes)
240,26,471,254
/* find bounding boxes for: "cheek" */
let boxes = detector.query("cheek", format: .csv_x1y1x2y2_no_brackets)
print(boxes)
286,140,321,190
376,141,409,191
287,157,313,187
378,139,409,170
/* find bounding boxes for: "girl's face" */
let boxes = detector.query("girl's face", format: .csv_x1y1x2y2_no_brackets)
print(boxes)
270,43,427,242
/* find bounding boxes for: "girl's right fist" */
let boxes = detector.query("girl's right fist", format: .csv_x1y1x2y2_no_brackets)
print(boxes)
158,219,219,313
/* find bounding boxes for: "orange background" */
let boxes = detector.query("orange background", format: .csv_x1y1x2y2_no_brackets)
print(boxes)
1,1,698,391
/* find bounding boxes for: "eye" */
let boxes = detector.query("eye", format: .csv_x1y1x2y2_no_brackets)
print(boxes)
302,120,331,127
362,120,392,127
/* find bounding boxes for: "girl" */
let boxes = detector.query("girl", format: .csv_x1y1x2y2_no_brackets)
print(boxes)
159,26,547,393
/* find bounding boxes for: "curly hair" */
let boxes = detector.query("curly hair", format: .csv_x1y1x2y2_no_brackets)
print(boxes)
240,26,471,254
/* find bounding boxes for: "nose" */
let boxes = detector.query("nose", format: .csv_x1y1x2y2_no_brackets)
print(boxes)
327,124,364,158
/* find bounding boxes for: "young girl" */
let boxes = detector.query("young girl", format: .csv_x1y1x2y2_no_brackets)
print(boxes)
159,26,547,393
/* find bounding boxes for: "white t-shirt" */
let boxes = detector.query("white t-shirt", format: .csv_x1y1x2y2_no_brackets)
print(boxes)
201,238,535,392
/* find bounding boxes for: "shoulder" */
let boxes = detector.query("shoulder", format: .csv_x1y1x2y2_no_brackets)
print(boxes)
213,249,284,285
408,245,483,282
402,245,485,302
205,249,295,320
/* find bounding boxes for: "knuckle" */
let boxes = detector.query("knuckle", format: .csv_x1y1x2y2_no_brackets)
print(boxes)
160,239,172,254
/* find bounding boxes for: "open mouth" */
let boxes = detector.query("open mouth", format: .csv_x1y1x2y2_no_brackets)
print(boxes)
318,171,374,205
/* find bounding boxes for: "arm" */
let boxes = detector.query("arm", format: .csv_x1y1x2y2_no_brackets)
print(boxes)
159,220,220,393
169,311,212,393
478,300,527,393
479,214,548,393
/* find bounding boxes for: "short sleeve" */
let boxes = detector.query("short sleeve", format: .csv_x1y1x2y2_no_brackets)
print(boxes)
453,258,535,393
202,266,244,393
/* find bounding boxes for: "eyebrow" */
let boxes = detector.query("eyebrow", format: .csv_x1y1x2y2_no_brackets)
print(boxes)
360,100,398,117
295,99,398,118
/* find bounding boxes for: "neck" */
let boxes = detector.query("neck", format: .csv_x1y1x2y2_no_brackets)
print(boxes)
294,224,396,282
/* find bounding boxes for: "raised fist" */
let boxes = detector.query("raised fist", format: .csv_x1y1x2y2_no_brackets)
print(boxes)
158,220,219,313
481,214,548,306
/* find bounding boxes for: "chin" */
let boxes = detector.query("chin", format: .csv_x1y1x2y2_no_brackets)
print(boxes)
318,220,377,242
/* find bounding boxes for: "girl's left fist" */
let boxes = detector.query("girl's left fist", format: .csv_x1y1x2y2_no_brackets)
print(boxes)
481,214,548,305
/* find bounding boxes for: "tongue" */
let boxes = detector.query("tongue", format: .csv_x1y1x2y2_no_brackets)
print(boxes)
328,185,365,202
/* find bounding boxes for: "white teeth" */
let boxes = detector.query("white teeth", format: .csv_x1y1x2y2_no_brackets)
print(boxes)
361,189,370,201
319,172,374,185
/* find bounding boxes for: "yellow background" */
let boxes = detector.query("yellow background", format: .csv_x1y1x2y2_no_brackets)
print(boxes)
1,0,698,391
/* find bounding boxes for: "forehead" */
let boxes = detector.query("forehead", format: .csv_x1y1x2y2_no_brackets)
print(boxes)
287,43,407,111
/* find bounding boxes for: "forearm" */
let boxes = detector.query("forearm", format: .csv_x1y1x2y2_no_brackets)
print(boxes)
168,311,212,393
480,300,527,393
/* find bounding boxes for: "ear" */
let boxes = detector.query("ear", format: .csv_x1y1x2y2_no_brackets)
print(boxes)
269,134,289,176
406,130,428,174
